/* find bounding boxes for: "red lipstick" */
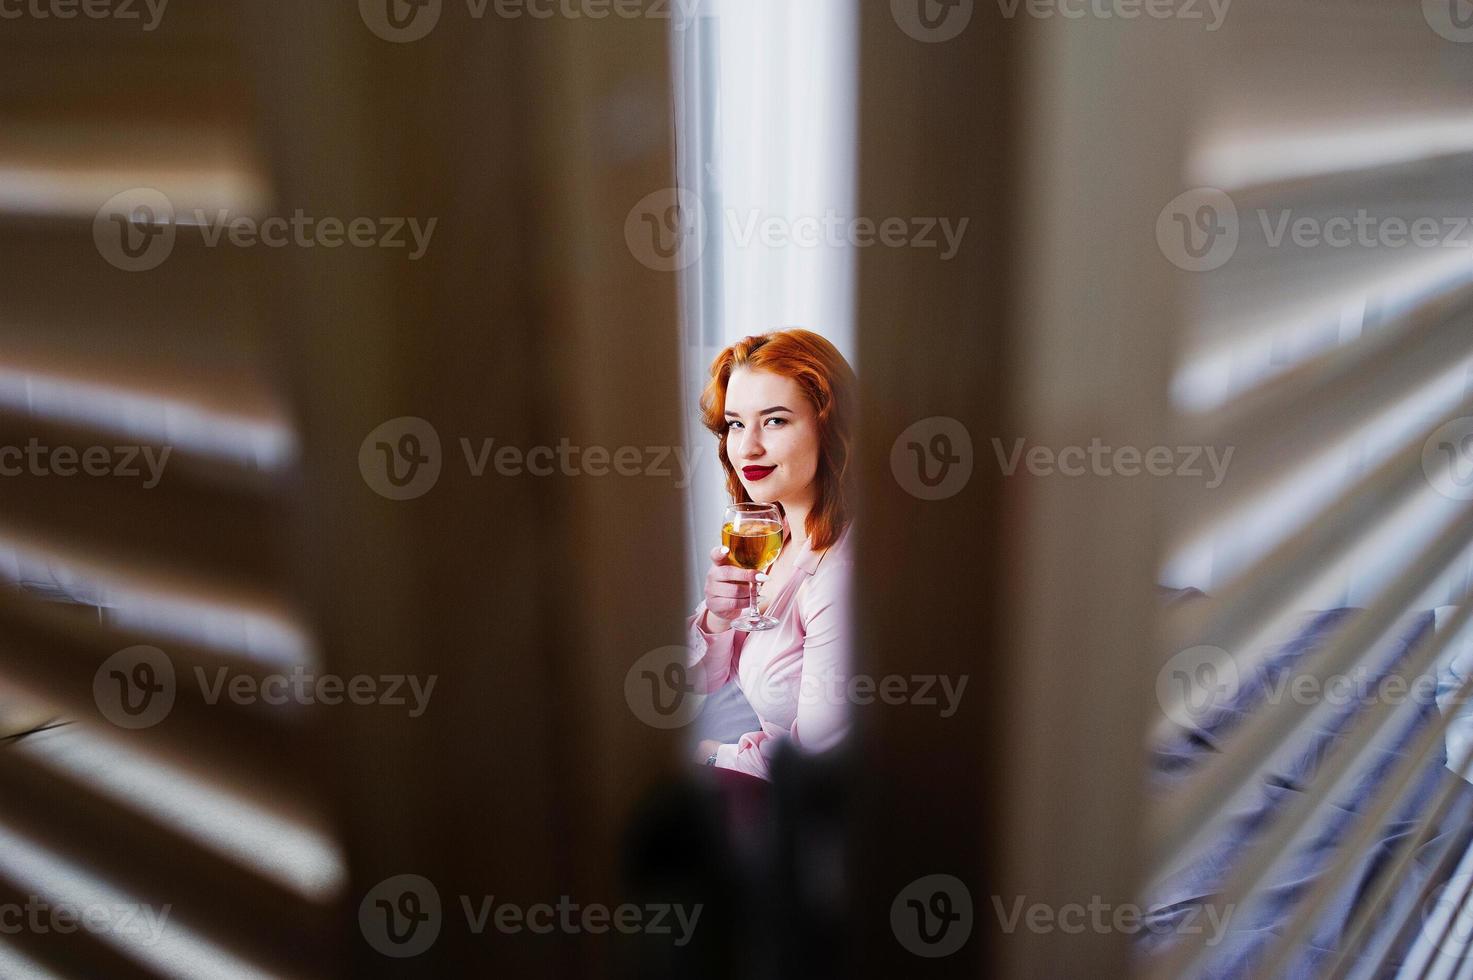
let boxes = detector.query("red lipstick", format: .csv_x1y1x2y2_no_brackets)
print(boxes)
742,465,776,481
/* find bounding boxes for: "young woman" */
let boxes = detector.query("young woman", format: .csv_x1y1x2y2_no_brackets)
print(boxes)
687,328,856,781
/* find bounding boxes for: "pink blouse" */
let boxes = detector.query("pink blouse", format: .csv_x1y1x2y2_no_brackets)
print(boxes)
686,522,855,781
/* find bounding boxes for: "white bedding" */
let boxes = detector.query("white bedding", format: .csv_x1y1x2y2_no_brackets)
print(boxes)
1435,605,1473,783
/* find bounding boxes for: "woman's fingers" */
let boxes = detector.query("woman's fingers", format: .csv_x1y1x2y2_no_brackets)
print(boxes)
705,545,759,615
707,581,754,598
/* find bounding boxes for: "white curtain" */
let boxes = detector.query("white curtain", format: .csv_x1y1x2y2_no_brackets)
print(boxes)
673,0,859,602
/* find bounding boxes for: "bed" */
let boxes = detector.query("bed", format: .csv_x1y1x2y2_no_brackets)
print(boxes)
1143,599,1473,978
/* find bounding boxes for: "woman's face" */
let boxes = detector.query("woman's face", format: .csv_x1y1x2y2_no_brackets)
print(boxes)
723,367,821,508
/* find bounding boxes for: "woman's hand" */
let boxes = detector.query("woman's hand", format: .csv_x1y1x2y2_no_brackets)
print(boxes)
696,738,723,764
703,545,759,633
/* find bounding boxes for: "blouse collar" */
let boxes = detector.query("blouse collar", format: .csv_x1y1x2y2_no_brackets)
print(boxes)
792,520,852,575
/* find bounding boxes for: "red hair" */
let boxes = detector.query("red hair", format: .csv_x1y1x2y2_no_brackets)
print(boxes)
700,329,856,552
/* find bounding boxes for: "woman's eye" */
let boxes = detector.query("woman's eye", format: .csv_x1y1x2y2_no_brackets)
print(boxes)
726,418,786,431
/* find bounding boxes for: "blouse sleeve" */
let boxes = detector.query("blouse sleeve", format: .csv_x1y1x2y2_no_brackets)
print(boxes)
716,552,855,778
686,601,744,694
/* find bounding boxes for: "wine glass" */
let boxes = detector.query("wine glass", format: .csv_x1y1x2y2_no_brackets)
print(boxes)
722,502,785,632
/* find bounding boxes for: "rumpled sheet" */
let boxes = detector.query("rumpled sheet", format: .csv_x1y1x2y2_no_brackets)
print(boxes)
1142,605,1473,979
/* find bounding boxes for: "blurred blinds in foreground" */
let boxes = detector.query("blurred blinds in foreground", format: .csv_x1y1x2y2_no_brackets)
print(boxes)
1149,2,1473,978
0,6,343,977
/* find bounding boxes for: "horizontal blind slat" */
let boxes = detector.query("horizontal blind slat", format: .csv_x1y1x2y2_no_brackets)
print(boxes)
1325,740,1473,980
0,221,273,381
0,749,333,978
0,869,159,980
1160,396,1473,692
1170,282,1473,541
0,589,321,825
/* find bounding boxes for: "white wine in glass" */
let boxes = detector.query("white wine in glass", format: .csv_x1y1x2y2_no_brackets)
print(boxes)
722,502,784,632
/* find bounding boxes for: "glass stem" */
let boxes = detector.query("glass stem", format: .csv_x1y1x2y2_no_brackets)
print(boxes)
747,577,761,620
